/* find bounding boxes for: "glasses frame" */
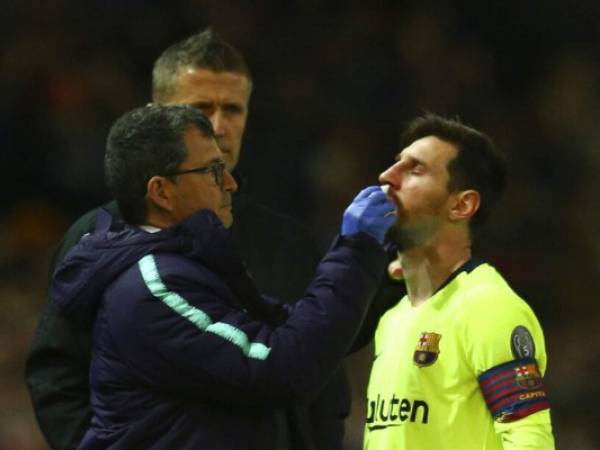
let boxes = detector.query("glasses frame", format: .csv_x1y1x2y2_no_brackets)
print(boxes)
161,159,227,187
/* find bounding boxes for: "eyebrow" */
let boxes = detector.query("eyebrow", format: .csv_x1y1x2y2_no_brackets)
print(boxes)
395,152,428,167
188,100,212,108
188,99,244,107
187,156,224,169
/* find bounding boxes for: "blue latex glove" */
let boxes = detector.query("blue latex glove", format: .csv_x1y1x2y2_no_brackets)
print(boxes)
341,185,396,244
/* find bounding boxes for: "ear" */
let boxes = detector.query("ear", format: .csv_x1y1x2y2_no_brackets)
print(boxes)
449,190,480,222
146,176,175,212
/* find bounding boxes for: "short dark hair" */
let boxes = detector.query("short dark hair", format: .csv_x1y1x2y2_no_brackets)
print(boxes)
401,113,507,230
105,104,214,224
152,28,252,102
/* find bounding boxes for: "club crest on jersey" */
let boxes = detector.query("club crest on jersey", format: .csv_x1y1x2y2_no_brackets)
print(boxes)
514,363,543,389
413,332,442,367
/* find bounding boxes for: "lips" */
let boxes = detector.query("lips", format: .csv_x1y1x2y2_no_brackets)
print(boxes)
389,199,404,219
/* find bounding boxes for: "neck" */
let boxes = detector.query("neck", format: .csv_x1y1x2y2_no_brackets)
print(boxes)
144,207,176,229
144,218,170,229
401,233,472,306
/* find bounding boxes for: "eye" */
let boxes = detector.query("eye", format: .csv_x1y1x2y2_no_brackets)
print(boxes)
410,165,425,175
193,103,213,115
224,104,243,115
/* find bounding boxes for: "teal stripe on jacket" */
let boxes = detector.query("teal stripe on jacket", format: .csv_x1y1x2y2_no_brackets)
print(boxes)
138,254,271,360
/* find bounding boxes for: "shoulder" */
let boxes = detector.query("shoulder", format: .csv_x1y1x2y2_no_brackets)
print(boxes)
138,252,216,281
110,252,242,330
452,264,547,366
55,201,120,262
70,201,120,232
455,264,534,317
135,252,231,297
106,252,230,312
62,201,119,241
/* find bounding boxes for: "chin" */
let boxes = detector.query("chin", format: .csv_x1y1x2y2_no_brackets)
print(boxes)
221,213,234,228
387,224,417,252
226,152,241,171
220,150,235,170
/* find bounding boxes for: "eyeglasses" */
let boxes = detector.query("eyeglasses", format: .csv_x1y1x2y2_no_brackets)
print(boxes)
161,159,227,187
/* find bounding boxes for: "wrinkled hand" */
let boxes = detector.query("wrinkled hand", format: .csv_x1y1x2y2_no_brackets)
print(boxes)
342,186,396,244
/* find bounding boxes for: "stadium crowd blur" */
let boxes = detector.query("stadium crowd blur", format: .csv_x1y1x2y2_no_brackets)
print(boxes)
1,1,599,449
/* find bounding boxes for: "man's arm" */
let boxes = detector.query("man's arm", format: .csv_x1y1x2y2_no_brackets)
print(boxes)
93,232,387,407
25,303,93,450
233,191,355,450
465,281,554,450
495,412,555,450
25,202,119,450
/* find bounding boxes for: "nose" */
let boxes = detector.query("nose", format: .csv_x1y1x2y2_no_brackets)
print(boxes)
222,169,238,193
379,162,399,189
210,111,227,137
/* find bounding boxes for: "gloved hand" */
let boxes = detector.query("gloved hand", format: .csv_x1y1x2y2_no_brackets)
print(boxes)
342,185,396,244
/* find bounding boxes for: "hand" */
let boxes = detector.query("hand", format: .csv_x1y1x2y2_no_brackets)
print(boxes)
387,252,404,280
342,186,396,244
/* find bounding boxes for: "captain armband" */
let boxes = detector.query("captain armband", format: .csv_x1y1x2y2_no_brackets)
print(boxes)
478,357,550,423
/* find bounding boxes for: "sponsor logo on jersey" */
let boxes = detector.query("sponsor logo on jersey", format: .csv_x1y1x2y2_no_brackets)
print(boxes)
366,394,429,431
413,332,442,367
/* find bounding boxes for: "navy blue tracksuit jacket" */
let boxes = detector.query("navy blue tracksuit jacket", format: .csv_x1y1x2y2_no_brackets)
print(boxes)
51,209,386,449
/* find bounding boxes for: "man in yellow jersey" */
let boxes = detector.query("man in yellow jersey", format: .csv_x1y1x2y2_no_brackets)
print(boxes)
364,114,554,450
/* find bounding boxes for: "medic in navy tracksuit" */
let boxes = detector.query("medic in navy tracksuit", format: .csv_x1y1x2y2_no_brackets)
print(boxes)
51,199,389,450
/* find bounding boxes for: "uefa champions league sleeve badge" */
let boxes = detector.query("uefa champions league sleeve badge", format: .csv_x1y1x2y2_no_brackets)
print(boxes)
413,332,442,367
510,325,536,359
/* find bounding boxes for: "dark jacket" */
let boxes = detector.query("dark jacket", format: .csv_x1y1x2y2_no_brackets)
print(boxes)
26,191,366,450
50,208,385,449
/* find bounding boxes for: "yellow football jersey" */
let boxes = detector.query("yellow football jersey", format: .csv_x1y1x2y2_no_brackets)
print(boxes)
364,262,552,450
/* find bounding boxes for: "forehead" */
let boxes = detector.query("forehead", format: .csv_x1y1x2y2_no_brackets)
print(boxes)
182,127,222,164
165,68,251,104
398,136,457,168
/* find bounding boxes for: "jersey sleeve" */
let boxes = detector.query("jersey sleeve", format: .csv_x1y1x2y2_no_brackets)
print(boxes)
458,282,553,432
460,284,547,374
495,416,555,450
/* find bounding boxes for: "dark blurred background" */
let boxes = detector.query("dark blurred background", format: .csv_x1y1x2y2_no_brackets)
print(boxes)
1,1,599,448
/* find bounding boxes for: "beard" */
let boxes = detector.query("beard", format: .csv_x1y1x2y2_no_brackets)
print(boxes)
386,222,419,252
386,214,443,252
386,192,449,251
